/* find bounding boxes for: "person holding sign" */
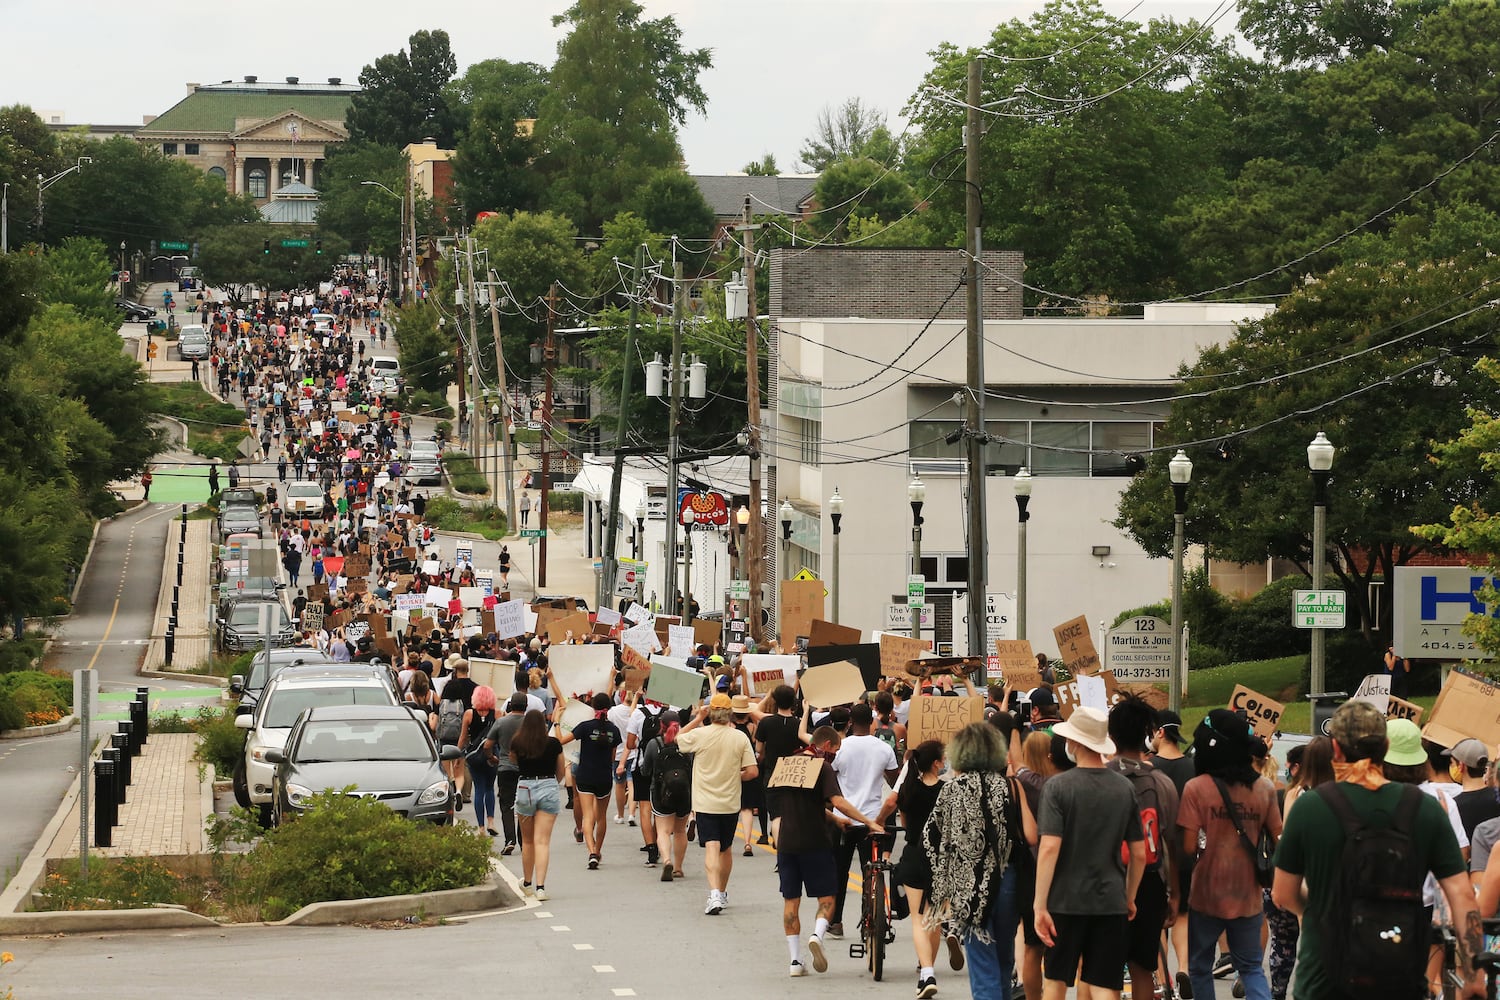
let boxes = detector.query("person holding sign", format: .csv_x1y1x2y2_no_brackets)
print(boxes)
676,693,760,916
774,726,884,978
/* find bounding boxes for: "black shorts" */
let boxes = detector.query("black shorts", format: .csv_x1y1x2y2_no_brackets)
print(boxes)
632,768,651,802
778,850,837,900
575,775,612,799
1044,912,1129,990
695,811,739,849
652,784,691,819
1126,871,1169,969
764,788,785,820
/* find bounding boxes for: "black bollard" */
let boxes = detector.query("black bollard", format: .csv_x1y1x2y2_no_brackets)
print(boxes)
118,719,135,759
128,701,146,754
110,733,131,790
101,748,124,816
164,630,175,666
93,760,114,847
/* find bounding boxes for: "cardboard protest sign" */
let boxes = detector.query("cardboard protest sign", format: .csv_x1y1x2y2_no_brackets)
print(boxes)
467,658,499,691
879,632,931,680
1053,615,1101,676
741,654,800,696
799,661,866,709
906,695,986,746
307,583,328,603
548,643,615,698
1423,669,1500,749
1228,683,1285,738
645,657,704,709
994,640,1041,688
546,611,591,645
535,603,578,635
668,624,696,656
301,604,324,631
1055,671,1121,720
809,619,861,648
345,555,370,578
768,755,825,790
807,642,882,692
904,655,980,678
693,619,722,649
620,643,652,693
480,609,496,633
652,615,681,646
1387,696,1423,724
779,579,825,647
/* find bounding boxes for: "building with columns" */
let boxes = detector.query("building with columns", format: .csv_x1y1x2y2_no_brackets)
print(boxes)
132,77,356,203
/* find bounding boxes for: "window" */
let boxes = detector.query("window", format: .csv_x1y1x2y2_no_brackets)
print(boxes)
162,142,177,155
207,166,226,183
797,416,821,465
1092,422,1152,476
185,143,200,156
983,420,1028,475
910,419,961,461
911,418,1156,478
1031,422,1090,476
247,168,268,199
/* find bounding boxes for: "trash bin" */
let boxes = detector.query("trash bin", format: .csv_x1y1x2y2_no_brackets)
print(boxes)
1308,692,1348,738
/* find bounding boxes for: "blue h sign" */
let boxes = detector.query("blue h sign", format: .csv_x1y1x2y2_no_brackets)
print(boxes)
1420,575,1496,620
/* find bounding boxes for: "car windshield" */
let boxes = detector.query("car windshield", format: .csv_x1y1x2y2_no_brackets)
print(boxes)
264,686,394,728
287,484,321,498
294,719,432,762
228,604,284,628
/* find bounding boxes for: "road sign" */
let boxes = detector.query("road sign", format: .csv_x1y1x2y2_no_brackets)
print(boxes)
146,341,158,359
1392,567,1498,658
792,568,817,583
728,579,751,600
520,528,546,538
280,239,310,248
118,270,130,284
614,557,646,599
1106,615,1174,682
1294,590,1346,629
907,574,926,608
159,240,189,251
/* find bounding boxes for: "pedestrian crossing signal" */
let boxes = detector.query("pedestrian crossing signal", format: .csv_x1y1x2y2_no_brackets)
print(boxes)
263,239,270,255
315,240,323,254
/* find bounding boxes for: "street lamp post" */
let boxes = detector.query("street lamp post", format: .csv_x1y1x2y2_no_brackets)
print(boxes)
1013,468,1032,641
1307,431,1336,697
634,499,647,562
118,241,126,282
779,499,795,582
909,477,926,639
359,180,403,299
828,489,844,623
682,507,696,625
1168,450,1193,715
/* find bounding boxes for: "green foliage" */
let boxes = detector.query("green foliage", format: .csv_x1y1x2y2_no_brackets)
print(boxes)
547,491,584,514
191,707,247,779
217,790,492,921
34,855,185,911
314,143,407,259
403,388,453,420
196,221,342,302
0,637,45,674
0,670,73,730
421,497,509,540
346,30,460,148
742,153,780,176
1236,0,1438,66
806,158,918,241
631,170,716,247
148,381,247,462
471,211,588,372
449,60,548,221
392,301,453,394
799,98,897,172
38,238,115,326
442,452,490,495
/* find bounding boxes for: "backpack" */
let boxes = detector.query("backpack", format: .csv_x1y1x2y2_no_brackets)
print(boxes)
651,741,693,804
436,697,465,744
1315,782,1428,999
637,706,663,748
1119,767,1165,872
873,716,900,753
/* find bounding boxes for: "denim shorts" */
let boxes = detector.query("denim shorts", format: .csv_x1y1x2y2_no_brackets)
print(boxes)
515,777,562,817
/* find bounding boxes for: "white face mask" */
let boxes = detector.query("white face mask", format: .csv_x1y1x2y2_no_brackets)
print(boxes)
1064,743,1077,764
1145,736,1156,754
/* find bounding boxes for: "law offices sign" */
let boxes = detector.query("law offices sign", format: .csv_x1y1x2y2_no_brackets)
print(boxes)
1392,566,1500,659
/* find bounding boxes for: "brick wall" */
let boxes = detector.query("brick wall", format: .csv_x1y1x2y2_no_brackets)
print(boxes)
768,247,1025,321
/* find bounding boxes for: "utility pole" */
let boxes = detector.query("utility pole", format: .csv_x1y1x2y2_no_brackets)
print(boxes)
463,236,482,474
487,269,517,527
963,57,990,662
664,258,685,614
741,197,766,645
538,283,560,588
601,244,647,606
407,164,419,301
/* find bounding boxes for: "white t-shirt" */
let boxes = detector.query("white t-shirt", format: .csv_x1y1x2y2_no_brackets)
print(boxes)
832,733,898,825
607,703,635,765
1419,780,1469,906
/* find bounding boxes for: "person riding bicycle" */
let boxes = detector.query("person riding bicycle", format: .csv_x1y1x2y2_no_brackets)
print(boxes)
776,725,883,978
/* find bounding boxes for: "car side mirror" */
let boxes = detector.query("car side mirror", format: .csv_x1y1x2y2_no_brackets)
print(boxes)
234,714,253,730
439,745,463,761
264,749,285,765
229,675,244,694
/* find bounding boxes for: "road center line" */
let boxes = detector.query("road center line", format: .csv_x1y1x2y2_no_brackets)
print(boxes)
85,599,121,671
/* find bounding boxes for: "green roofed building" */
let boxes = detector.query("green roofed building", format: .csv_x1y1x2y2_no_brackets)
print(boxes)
132,76,357,204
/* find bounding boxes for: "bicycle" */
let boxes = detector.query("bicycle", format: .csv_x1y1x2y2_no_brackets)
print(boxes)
848,825,900,981
1439,918,1500,1000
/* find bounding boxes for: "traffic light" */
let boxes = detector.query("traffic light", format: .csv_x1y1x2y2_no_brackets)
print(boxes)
315,240,323,255
263,239,270,255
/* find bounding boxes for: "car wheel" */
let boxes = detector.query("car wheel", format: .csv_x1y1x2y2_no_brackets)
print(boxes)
232,755,251,808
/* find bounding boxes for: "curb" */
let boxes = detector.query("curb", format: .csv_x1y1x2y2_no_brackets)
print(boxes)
137,670,228,687
0,715,78,740
275,870,517,926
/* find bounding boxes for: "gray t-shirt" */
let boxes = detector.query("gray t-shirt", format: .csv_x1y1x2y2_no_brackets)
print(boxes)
1038,765,1143,915
1471,815,1500,874
486,713,526,773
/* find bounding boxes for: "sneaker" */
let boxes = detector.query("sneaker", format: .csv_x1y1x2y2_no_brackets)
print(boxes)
757,833,770,845
945,932,964,971
639,844,652,853
574,829,585,844
917,976,939,999
661,864,674,882
789,961,808,978
705,893,723,916
807,935,828,973
500,842,516,857
588,853,600,870
535,886,548,901
644,846,660,868
613,814,625,825
1176,972,1193,1000
628,817,637,827
1213,955,1234,979
1233,978,1246,999
522,882,535,897
825,923,844,939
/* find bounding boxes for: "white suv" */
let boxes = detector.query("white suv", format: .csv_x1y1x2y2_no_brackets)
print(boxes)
234,665,399,825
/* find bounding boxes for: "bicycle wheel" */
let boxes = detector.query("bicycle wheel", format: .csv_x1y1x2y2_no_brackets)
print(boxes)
870,871,888,981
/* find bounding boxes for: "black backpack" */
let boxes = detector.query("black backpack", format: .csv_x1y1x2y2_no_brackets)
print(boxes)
652,741,693,803
637,706,663,748
1314,782,1427,998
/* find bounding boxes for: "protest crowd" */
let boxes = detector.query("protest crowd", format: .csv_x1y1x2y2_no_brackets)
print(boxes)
207,277,1497,1000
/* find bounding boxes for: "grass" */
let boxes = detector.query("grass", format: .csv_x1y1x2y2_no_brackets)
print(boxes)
442,452,489,496
423,496,509,540
148,382,248,462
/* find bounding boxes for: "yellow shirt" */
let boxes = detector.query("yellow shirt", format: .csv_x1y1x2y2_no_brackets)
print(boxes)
676,723,757,815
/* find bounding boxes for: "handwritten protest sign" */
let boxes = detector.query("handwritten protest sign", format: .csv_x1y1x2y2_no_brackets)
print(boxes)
493,599,527,640
1387,695,1424,724
1228,683,1284,738
596,606,623,627
621,621,658,659
741,654,800,696
994,640,1041,688
1351,673,1391,715
879,632,931,679
1423,669,1500,749
668,624,696,656
1053,615,1101,676
301,604,324,631
548,644,615,698
1055,671,1121,720
768,755,824,790
906,695,986,746
624,602,652,625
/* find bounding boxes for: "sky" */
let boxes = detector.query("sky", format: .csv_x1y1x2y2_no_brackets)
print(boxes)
0,0,1236,175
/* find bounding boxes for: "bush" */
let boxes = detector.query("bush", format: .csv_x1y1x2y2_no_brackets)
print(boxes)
191,707,247,779
1213,576,1307,662
442,452,489,495
547,491,584,513
405,389,453,420
0,637,45,674
0,671,73,729
216,791,492,921
34,855,186,911
1188,644,1231,671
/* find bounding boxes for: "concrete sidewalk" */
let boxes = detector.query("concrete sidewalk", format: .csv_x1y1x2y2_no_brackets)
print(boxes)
142,516,214,672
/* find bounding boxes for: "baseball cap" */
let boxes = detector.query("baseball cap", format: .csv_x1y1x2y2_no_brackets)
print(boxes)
1385,718,1426,767
1328,700,1388,755
1448,738,1490,769
709,692,733,710
1028,687,1057,710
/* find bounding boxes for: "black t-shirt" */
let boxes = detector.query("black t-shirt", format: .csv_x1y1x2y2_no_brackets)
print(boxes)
775,754,844,855
571,717,622,786
1149,753,1196,797
1456,787,1500,840
515,735,564,779
441,676,477,710
755,714,804,773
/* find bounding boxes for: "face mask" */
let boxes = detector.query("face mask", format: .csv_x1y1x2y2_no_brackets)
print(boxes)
1144,736,1156,754
1064,743,1077,764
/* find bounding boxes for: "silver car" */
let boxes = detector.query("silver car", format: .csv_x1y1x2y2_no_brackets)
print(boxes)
265,704,459,826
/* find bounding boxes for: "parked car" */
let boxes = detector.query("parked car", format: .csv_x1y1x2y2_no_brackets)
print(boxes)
235,665,401,825
219,505,262,539
217,599,294,653
177,325,210,361
219,487,258,509
229,647,337,715
265,704,459,826
115,299,156,322
406,456,441,485
282,481,324,515
177,266,202,291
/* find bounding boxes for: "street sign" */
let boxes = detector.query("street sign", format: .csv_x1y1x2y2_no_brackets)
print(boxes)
118,270,131,284
159,240,189,251
792,568,817,583
1106,616,1174,682
1294,590,1346,629
885,603,934,632
280,239,311,248
728,579,751,600
614,557,646,599
907,574,926,608
1392,567,1498,659
985,592,1017,645
520,528,546,538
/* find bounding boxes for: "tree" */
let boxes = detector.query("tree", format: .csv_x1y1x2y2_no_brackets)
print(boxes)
471,211,589,376
39,237,115,327
537,0,712,232
346,30,460,148
0,105,62,242
449,61,548,221
1115,246,1500,650
589,212,668,308
315,143,406,259
631,169,715,247
1236,0,1441,66
197,222,344,303
392,300,453,395
804,157,918,241
798,98,896,171
447,59,550,121
742,153,780,176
